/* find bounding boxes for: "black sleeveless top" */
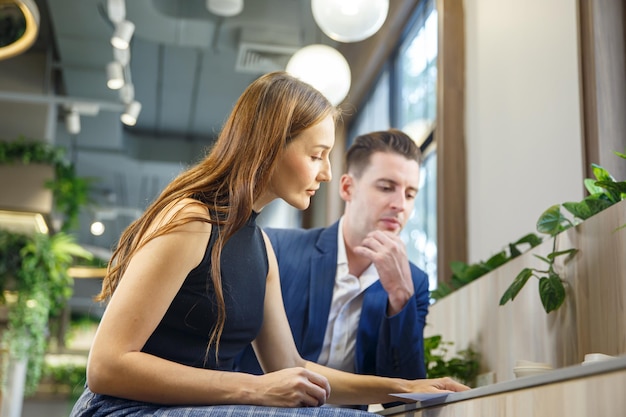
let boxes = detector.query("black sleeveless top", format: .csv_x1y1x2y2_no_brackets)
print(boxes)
142,211,268,371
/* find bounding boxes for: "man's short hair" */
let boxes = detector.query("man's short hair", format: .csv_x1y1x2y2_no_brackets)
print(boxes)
345,129,422,178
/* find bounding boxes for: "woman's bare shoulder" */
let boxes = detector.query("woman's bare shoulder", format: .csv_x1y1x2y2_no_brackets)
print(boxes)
150,197,212,235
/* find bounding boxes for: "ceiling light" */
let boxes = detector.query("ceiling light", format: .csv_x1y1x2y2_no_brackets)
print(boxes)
286,44,351,106
90,220,105,236
0,0,40,60
206,0,243,17
111,20,135,50
121,100,141,126
311,0,389,43
106,61,125,89
107,0,126,24
119,83,134,104
113,45,130,66
65,110,81,135
71,102,101,116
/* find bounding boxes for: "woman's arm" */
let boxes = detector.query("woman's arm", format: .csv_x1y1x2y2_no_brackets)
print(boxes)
87,200,322,406
253,233,469,407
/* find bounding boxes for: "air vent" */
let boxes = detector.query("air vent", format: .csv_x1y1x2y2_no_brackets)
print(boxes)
235,42,299,74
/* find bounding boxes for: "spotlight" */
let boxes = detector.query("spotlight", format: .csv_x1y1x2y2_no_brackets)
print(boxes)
113,45,130,66
121,100,141,126
107,0,126,24
65,110,81,134
106,61,125,89
111,20,135,50
206,0,243,17
119,83,135,104
90,221,105,236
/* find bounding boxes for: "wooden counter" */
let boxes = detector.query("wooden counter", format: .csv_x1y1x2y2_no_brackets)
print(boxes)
380,355,626,417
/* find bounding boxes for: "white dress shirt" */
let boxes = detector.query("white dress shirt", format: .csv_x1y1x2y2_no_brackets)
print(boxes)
317,217,379,372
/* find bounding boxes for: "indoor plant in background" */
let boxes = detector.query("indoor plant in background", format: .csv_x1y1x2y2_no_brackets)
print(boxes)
432,150,626,313
424,334,480,387
500,151,626,313
0,230,91,396
0,136,94,232
0,137,94,401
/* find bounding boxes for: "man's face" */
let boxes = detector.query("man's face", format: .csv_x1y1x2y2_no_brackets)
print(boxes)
341,151,420,239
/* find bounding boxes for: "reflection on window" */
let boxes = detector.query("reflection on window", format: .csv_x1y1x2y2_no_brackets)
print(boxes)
349,0,439,290
348,69,390,140
401,144,437,290
399,8,438,132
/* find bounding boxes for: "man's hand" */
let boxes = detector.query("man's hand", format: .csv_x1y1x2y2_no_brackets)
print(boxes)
353,230,414,315
402,377,470,395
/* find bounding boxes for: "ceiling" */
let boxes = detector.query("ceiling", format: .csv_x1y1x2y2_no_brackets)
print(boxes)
7,0,388,252
47,0,331,140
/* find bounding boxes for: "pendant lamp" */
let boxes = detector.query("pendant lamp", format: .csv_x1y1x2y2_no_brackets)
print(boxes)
286,44,351,106
311,0,389,43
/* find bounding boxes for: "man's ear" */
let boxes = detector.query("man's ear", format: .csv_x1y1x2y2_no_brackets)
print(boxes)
339,173,353,202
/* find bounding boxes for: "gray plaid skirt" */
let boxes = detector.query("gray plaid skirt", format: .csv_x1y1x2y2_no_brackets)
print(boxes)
69,387,374,417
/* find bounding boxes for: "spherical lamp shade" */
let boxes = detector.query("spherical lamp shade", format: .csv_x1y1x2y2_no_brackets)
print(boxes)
312,0,389,43
286,44,351,106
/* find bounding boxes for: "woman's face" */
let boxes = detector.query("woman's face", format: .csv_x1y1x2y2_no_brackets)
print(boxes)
261,114,335,211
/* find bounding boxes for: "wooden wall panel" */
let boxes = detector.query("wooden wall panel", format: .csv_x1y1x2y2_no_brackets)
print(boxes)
425,200,626,382
436,0,467,282
579,0,626,181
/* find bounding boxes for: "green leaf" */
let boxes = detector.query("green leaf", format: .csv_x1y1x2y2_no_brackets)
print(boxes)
562,197,613,220
591,163,615,182
500,268,534,305
509,242,521,258
450,261,490,288
449,260,469,278
430,282,453,300
538,274,566,313
584,178,604,195
464,263,491,281
614,150,626,159
546,248,578,261
533,254,551,264
562,201,591,220
509,233,542,259
514,233,543,247
483,251,508,270
536,205,567,236
595,180,626,203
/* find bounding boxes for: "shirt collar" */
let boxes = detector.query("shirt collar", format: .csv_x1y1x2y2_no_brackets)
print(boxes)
337,216,348,266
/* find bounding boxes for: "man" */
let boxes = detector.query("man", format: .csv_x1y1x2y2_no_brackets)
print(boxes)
236,129,429,382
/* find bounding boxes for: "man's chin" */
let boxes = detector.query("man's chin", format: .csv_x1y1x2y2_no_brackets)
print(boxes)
379,221,402,233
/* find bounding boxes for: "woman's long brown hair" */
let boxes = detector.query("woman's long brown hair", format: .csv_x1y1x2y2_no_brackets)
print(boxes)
96,71,338,358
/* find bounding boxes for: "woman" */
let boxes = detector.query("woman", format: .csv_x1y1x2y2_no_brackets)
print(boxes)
70,72,467,417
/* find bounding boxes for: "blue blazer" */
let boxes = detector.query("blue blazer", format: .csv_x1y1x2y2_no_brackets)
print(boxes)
235,221,429,380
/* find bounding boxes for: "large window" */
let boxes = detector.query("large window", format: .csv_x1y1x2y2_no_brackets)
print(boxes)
349,0,439,289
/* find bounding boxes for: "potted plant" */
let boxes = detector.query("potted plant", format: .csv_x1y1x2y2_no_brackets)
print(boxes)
424,334,480,387
0,230,92,396
500,151,626,313
433,150,626,313
0,137,95,404
0,136,95,232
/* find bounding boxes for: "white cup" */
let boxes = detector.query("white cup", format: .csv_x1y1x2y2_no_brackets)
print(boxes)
582,353,615,365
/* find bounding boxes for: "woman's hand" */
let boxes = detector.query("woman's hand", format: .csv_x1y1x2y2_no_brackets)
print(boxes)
253,367,330,407
404,377,470,394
